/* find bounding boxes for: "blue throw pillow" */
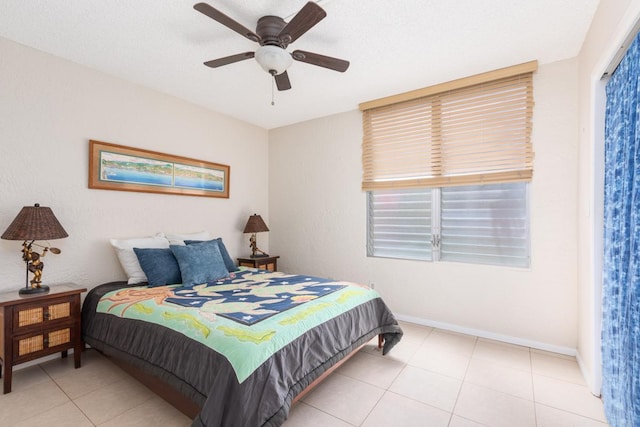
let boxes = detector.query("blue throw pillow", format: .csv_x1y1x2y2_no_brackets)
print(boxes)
133,247,182,287
170,239,229,286
184,238,238,272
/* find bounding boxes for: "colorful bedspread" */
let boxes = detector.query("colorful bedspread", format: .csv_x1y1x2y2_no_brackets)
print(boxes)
96,269,377,383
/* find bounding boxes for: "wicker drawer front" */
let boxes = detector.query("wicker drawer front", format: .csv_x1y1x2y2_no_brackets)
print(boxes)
48,302,71,321
18,335,44,356
16,328,72,358
14,300,72,330
48,328,71,346
17,307,44,327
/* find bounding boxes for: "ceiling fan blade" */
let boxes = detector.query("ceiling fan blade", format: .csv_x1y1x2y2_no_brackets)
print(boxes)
194,3,261,42
274,71,292,91
292,50,350,72
204,52,255,68
278,2,326,45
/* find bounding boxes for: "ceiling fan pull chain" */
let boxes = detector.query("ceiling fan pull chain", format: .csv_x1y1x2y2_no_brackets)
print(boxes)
271,74,276,106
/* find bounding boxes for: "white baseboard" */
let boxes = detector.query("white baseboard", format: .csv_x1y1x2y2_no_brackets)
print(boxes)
576,350,601,397
395,313,577,356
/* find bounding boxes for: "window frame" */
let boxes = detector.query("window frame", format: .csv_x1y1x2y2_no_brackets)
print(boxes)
367,182,531,268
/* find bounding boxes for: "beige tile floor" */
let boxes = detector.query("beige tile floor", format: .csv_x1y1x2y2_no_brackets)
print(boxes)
0,321,609,426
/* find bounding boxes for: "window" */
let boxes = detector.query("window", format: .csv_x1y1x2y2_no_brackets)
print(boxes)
367,183,530,267
361,62,536,267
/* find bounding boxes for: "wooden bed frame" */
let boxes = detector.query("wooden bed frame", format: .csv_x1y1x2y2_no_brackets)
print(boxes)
104,334,384,420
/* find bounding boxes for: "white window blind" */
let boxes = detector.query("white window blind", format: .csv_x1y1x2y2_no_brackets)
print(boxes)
367,188,432,260
361,61,536,190
440,183,529,267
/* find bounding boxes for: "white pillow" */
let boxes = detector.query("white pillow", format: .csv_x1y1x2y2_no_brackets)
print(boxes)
165,230,213,246
110,233,170,284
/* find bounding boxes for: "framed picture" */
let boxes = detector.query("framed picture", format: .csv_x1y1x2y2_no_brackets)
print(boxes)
89,140,230,198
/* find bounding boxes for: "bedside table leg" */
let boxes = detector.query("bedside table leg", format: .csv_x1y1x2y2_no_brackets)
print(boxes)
61,350,68,358
73,346,81,369
3,349,13,393
3,366,11,394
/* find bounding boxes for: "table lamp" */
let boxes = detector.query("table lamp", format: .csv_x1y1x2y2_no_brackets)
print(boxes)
243,214,269,258
1,203,68,295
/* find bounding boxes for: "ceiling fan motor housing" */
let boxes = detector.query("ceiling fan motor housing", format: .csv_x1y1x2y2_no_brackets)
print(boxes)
256,16,289,48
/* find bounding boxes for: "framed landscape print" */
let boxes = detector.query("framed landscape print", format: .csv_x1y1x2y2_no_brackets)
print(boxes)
89,140,230,198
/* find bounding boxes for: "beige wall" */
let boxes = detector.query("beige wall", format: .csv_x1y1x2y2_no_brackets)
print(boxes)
5,0,639,391
269,59,580,352
576,0,640,395
0,37,269,292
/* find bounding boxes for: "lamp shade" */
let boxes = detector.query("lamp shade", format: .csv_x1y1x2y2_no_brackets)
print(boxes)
243,214,269,234
1,203,68,241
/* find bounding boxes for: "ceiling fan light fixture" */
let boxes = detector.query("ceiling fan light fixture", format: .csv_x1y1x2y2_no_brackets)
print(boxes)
255,45,292,75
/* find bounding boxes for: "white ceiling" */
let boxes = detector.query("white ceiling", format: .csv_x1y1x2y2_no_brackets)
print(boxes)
0,0,600,130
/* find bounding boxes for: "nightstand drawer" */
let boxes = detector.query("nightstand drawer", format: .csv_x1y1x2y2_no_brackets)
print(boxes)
12,297,76,332
14,327,73,361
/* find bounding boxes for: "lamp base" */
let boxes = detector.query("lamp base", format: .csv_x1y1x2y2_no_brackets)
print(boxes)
19,285,49,295
250,254,270,258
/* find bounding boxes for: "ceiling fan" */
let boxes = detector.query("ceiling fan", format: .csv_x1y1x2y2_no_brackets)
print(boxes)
194,1,350,91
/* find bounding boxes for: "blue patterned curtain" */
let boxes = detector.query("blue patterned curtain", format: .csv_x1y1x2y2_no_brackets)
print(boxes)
602,31,640,426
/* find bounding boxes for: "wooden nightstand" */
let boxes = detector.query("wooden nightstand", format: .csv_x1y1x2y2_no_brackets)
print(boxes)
0,284,87,393
237,255,280,272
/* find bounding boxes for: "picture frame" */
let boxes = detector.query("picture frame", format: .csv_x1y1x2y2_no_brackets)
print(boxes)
89,140,230,198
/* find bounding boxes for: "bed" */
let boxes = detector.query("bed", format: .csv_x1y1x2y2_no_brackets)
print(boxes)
82,267,403,427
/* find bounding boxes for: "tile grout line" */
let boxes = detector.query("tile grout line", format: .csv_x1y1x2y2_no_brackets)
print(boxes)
297,400,358,426
534,402,609,424
311,336,419,426
358,330,457,425
344,371,387,427
4,365,70,426
389,325,468,422
360,350,418,426
40,360,98,426
71,350,158,425
300,372,381,427
357,387,386,426
446,335,478,426
530,364,608,423
530,348,538,427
